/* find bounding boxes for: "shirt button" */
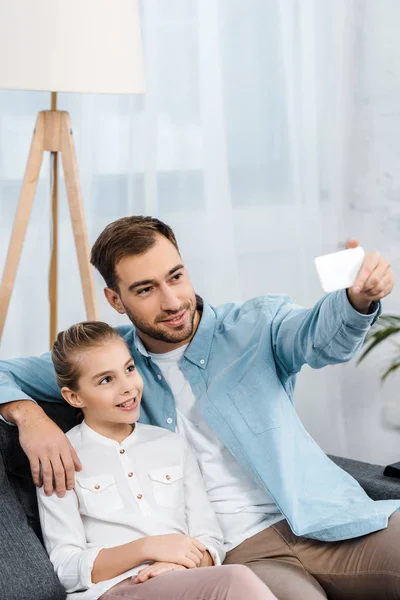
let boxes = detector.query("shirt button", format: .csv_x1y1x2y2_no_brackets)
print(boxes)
166,475,171,481
128,472,134,478
166,418,173,424
94,484,100,490
119,449,125,454
200,359,205,365
137,494,143,500
157,374,162,380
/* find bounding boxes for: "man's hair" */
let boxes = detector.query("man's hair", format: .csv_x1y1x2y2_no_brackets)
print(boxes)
90,216,179,291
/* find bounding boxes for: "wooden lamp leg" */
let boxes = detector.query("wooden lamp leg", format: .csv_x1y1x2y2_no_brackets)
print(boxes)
60,112,99,322
49,150,59,346
0,113,45,340
0,109,98,345
49,93,59,346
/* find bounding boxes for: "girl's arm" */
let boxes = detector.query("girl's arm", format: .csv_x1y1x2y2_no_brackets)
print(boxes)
182,441,226,565
92,533,204,584
37,485,146,591
37,486,205,591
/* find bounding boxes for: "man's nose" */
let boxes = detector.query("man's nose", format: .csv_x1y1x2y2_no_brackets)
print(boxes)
160,285,181,312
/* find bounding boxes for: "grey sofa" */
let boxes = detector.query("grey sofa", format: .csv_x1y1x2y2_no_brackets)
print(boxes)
1,401,399,600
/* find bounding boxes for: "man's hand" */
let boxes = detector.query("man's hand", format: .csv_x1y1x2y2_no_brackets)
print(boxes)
3,401,82,497
346,239,394,314
141,534,206,569
134,562,186,583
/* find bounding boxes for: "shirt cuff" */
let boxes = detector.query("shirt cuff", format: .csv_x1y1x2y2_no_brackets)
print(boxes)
80,546,105,589
204,545,225,567
0,415,16,427
339,289,381,328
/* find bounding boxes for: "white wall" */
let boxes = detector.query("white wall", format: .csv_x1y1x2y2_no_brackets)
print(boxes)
296,0,400,465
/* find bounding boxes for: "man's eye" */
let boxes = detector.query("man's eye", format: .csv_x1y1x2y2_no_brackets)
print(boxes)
99,376,112,385
126,365,136,373
172,273,183,281
137,287,152,295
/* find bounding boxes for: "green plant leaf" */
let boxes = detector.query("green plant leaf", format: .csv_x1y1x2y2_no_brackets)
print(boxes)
375,315,400,328
357,326,400,364
382,360,400,382
357,314,400,382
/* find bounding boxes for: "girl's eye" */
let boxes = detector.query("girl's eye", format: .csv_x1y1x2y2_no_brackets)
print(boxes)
99,376,112,385
126,364,136,373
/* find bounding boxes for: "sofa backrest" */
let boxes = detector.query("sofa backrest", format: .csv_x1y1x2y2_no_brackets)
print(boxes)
0,401,79,542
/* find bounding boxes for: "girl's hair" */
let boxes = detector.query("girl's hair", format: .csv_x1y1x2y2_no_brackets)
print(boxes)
52,321,121,392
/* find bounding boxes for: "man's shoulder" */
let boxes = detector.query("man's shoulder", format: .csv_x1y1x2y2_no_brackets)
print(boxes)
115,324,135,340
213,294,293,326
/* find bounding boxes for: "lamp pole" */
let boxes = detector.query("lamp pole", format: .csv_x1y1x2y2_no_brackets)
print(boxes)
49,91,58,346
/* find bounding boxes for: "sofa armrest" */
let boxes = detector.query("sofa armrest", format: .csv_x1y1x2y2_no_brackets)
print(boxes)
329,455,400,501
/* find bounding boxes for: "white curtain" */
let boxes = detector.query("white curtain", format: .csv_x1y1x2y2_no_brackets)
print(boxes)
1,0,400,463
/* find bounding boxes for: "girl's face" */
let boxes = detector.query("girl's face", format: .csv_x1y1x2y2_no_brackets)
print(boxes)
63,338,143,432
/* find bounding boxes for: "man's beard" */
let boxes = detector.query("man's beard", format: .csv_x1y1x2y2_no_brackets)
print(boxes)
123,300,197,345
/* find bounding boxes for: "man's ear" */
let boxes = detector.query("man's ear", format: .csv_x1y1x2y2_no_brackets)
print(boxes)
61,388,86,409
104,287,126,314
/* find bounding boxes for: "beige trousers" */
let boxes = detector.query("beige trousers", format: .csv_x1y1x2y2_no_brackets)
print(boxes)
99,564,277,600
224,514,400,599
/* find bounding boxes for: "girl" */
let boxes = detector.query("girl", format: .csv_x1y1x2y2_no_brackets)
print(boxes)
37,321,277,600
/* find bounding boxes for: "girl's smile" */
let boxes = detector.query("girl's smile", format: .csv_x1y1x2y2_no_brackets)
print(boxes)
116,396,139,410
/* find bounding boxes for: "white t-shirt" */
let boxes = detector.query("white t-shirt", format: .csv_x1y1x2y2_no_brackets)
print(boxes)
149,344,283,552
37,421,224,600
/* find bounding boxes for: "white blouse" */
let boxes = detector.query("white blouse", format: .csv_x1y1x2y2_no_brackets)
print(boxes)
37,421,225,600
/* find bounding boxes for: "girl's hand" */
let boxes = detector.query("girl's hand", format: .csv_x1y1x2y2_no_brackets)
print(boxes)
134,562,185,583
142,534,206,569
199,550,214,567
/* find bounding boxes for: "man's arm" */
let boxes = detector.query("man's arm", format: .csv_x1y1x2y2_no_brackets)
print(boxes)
269,243,394,376
269,289,380,376
0,352,63,421
0,352,81,496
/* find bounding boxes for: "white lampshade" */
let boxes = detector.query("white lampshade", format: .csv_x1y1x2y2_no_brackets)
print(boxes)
0,0,145,94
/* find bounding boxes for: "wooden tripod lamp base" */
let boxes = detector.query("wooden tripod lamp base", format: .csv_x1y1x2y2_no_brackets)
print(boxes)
0,110,99,344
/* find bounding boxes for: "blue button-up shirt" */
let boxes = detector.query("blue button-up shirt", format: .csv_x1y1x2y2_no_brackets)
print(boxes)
1,289,399,541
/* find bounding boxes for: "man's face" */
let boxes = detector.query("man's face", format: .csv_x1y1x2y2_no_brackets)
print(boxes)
107,235,198,352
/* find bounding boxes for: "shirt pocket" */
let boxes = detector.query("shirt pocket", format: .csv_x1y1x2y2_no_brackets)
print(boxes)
77,474,124,516
227,362,282,434
148,465,184,509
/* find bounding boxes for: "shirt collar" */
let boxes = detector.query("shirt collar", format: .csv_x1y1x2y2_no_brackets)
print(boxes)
132,297,216,369
183,300,216,369
80,420,139,448
135,334,149,357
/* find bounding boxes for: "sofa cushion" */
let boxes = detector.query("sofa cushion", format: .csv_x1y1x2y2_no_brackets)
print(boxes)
330,454,400,501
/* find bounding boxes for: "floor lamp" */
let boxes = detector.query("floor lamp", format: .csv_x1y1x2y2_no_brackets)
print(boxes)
0,0,145,346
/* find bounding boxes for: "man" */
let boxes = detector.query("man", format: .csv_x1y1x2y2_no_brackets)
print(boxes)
1,215,399,600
